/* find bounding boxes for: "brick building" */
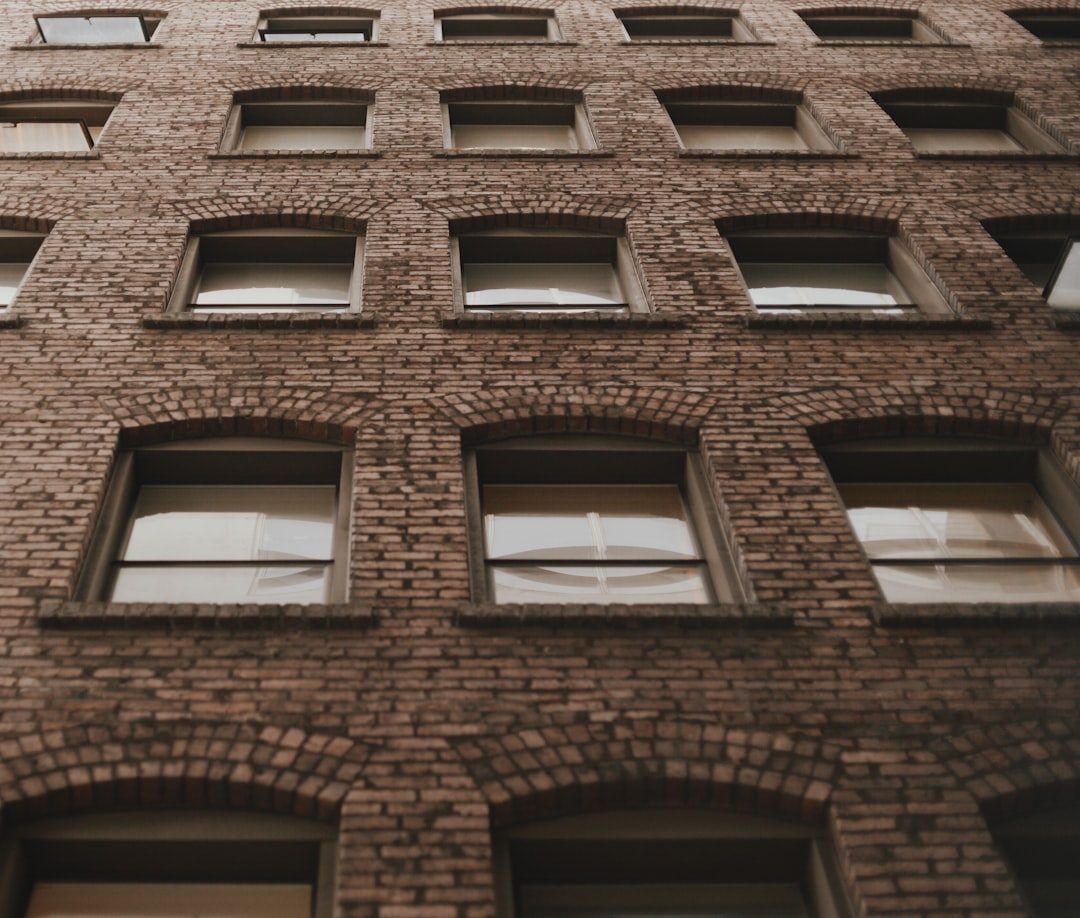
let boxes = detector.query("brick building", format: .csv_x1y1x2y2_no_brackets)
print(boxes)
0,0,1077,914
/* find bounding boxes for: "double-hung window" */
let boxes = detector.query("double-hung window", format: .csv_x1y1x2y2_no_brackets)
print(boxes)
0,100,114,153
76,438,351,605
822,439,1080,603
35,14,158,43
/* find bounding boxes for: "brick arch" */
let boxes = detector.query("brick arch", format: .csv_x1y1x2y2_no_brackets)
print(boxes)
982,210,1080,234
96,386,387,447
448,718,840,829
0,86,126,103
435,386,715,447
186,210,366,237
439,82,582,103
436,4,556,15
1005,1,1080,12
259,4,379,15
0,214,55,234
35,6,165,17
0,720,370,826
654,80,806,102
795,3,920,14
612,3,745,13
864,78,1016,99
421,192,638,231
714,207,900,236
230,84,375,104
165,199,382,229
930,720,1080,823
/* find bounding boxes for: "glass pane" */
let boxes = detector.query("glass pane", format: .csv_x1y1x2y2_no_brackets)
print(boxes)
38,16,147,43
484,485,699,560
677,124,808,151
452,123,578,150
904,128,1023,152
194,262,351,307
240,124,367,151
0,121,91,153
492,564,710,604
464,263,622,307
840,483,1078,559
1047,241,1080,309
121,485,336,562
873,562,1080,603
27,882,311,918
742,262,913,307
0,261,29,305
263,30,368,41
110,563,330,604
520,881,810,917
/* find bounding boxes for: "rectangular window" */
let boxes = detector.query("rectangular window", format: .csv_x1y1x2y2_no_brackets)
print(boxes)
225,102,370,152
445,102,591,151
0,102,113,152
663,101,834,152
822,440,1080,603
435,13,558,41
167,230,362,314
466,437,744,604
800,13,943,41
727,231,948,314
257,15,376,41
617,12,755,40
454,233,643,313
878,101,1065,154
36,14,157,43
1008,10,1080,40
987,231,1080,310
76,439,351,605
0,231,44,307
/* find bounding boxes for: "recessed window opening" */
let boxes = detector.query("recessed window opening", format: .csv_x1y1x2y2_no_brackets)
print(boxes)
0,231,45,308
0,101,114,153
36,14,158,43
663,99,834,151
986,228,1080,310
231,102,370,152
436,12,558,40
617,11,755,40
993,806,1080,916
446,101,589,150
258,15,375,41
1007,9,1080,40
800,11,942,41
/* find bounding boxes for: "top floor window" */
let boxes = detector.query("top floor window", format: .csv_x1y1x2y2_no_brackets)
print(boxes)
616,8,757,40
257,12,377,41
435,9,559,40
799,9,945,41
1007,8,1080,40
36,13,159,43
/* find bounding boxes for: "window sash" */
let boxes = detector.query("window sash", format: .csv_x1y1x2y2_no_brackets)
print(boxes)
741,262,915,308
37,15,150,43
193,262,352,309
438,15,551,40
27,882,313,918
904,127,1023,153
1044,238,1080,309
463,262,623,308
0,120,94,153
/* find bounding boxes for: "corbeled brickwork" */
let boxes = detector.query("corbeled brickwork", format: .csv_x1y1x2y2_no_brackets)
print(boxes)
0,0,1078,914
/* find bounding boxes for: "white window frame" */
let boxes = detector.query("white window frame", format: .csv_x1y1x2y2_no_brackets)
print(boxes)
663,100,835,152
494,809,852,917
74,437,353,605
256,13,378,42
34,13,160,44
616,10,756,40
877,100,1066,154
0,811,337,918
434,11,560,41
726,230,951,314
0,100,115,152
166,228,364,314
442,100,595,151
0,230,46,309
452,229,647,314
220,101,372,153
464,435,746,604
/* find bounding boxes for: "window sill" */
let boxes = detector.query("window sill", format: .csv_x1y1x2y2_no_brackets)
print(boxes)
1050,311,1080,330
456,602,793,627
38,599,376,629
13,42,160,50
435,148,613,158
237,40,388,48
441,311,686,329
143,313,376,330
210,150,381,160
873,602,1080,627
745,313,992,330
913,150,1075,160
0,313,21,328
677,149,853,159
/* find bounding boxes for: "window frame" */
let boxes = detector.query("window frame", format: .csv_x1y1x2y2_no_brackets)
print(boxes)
34,13,160,44
799,11,944,42
494,809,851,918
256,13,378,42
616,10,756,40
451,229,647,315
0,230,46,310
464,435,746,605
662,99,835,152
876,99,1065,154
0,100,115,153
434,11,560,41
75,437,353,605
1007,8,1080,41
725,230,951,314
0,811,337,918
166,228,364,315
820,438,1080,604
220,101,372,153
442,100,595,151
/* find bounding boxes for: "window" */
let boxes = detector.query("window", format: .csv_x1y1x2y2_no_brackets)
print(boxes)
874,95,1066,154
993,807,1080,917
0,100,114,153
726,230,950,314
453,230,645,313
167,228,362,314
0,231,44,307
799,10,944,41
75,438,351,605
660,97,834,151
465,435,744,604
989,230,1080,310
435,11,559,40
495,809,851,917
1007,8,1080,41
35,14,159,43
222,101,370,152
821,439,1080,603
616,9,756,39
257,13,376,41
0,811,336,918
444,99,593,150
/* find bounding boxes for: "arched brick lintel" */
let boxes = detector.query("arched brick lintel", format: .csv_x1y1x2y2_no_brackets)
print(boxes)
0,721,371,826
